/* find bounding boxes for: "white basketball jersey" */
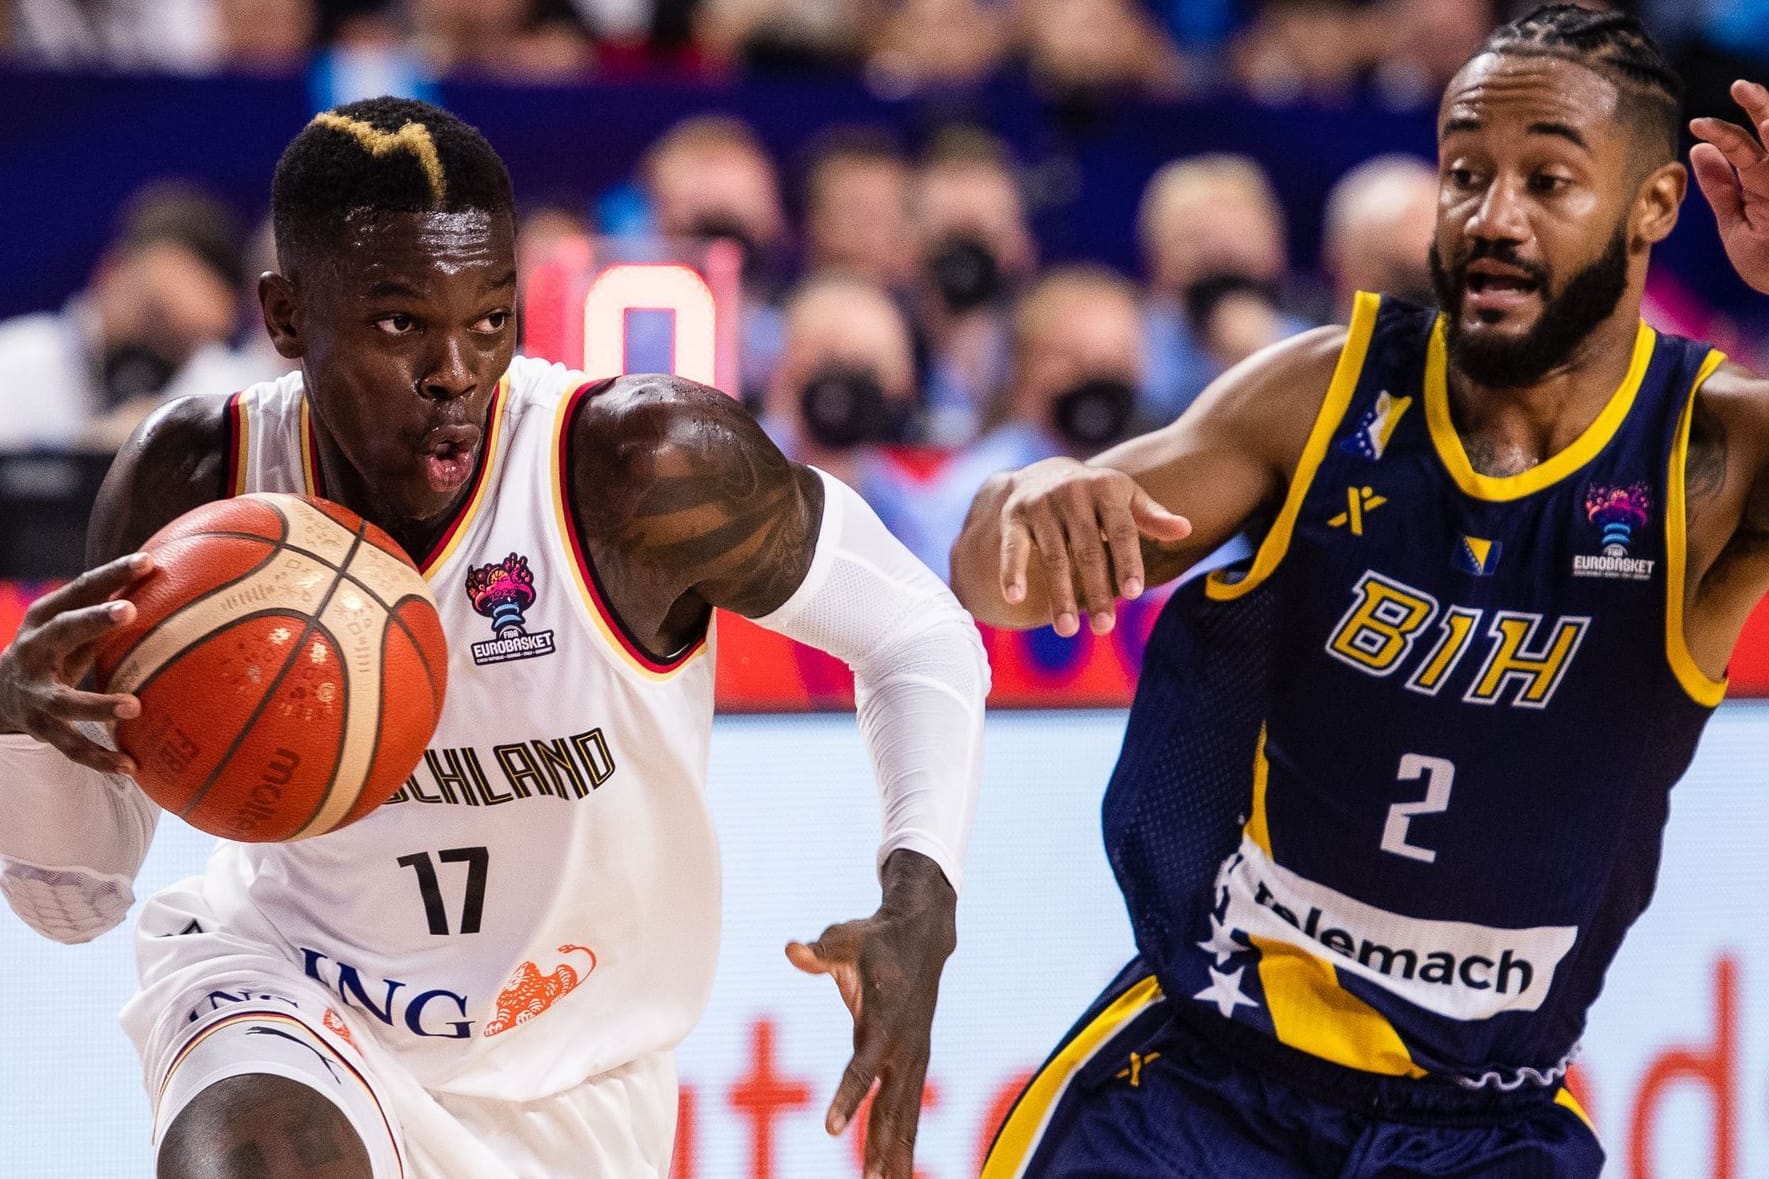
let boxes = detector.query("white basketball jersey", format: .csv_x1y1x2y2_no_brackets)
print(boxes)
204,357,719,1100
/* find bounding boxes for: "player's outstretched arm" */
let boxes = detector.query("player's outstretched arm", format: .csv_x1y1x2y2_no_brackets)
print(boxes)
0,396,229,942
950,324,1348,635
1692,79,1769,295
566,376,987,1179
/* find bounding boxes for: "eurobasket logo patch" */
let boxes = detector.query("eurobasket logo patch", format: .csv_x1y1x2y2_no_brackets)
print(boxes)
1453,535,1502,576
466,553,557,665
1574,482,1654,581
1339,391,1413,462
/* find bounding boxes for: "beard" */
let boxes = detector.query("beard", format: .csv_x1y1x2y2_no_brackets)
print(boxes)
1428,227,1630,389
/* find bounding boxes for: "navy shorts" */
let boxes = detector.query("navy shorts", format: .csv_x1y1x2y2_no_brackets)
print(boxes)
982,959,1603,1179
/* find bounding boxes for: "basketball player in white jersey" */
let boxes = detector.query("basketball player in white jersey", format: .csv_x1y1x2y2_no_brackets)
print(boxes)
0,98,987,1179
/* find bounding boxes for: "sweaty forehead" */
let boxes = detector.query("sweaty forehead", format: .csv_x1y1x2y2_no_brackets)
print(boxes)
329,209,515,289
1439,52,1620,143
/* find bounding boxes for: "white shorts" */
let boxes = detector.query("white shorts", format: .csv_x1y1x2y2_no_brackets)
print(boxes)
121,877,678,1179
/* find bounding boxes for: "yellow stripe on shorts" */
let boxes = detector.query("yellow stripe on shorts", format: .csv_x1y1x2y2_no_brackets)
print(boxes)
981,975,1164,1179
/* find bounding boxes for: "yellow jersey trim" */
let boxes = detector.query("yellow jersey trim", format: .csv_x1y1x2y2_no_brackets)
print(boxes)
1251,937,1427,1078
1665,349,1729,708
1555,1085,1596,1134
1423,318,1655,502
297,398,321,495
1206,290,1380,601
1245,724,1273,856
419,374,509,579
226,393,250,497
980,975,1165,1178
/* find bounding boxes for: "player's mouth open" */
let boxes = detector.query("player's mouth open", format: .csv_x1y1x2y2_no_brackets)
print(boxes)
420,426,481,493
1463,262,1541,314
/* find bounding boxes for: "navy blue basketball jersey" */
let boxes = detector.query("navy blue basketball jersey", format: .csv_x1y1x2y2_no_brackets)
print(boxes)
1103,292,1727,1089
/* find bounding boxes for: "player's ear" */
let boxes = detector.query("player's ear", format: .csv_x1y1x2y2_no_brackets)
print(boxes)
1632,161,1685,247
259,271,305,360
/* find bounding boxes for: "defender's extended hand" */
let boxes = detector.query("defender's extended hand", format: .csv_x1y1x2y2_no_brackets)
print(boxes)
1692,80,1769,295
0,552,153,774
787,850,957,1179
996,457,1191,637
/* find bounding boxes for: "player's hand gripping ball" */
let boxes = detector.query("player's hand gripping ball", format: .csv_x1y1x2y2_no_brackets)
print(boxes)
94,493,448,841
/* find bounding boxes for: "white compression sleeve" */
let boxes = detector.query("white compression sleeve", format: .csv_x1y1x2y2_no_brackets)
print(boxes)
750,470,989,892
0,731,159,942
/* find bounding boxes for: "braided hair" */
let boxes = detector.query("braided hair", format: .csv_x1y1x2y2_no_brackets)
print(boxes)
1479,5,1682,164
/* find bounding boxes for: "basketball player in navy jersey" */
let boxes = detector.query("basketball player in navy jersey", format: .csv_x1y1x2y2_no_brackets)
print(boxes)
956,7,1769,1176
0,100,984,1179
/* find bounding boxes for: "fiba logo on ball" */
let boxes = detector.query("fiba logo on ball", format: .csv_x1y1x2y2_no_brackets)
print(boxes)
465,553,556,666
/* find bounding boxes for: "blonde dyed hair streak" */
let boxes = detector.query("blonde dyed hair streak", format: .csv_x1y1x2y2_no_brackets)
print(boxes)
308,112,447,205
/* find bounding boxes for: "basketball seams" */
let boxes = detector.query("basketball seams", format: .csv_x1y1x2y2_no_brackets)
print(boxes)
177,524,368,823
384,596,446,712
101,533,287,685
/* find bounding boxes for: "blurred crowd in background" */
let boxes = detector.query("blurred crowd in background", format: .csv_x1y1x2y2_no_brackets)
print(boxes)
1,0,1767,577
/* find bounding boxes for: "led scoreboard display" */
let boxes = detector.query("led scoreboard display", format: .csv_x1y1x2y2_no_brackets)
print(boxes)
521,235,743,391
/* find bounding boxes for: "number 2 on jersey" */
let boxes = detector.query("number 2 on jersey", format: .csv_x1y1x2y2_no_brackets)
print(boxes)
1381,755,1454,864
398,847,490,935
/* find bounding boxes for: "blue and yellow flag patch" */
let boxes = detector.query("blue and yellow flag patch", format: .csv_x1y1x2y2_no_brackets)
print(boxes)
1453,535,1502,576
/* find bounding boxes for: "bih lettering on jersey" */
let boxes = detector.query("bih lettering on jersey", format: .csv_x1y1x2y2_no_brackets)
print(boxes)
199,358,719,1100
1104,294,1728,1089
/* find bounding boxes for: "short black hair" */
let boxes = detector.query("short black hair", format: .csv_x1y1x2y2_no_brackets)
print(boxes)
1480,4,1682,165
271,96,515,274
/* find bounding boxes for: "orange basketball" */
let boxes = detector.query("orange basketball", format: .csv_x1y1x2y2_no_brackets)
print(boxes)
94,493,449,842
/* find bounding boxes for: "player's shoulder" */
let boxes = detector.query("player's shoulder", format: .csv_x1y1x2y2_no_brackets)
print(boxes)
1689,357,1769,463
568,372,764,459
87,393,235,559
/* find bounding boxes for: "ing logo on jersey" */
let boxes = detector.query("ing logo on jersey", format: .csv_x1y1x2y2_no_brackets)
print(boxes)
1338,390,1413,462
1453,536,1502,577
466,553,558,665
1573,482,1655,582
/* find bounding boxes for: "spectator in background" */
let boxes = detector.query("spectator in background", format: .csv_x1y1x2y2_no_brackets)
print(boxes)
0,181,256,452
405,0,594,80
640,113,790,399
693,0,868,71
1137,153,1307,423
909,126,1037,445
1232,0,1370,104
210,0,318,72
1367,0,1494,107
880,265,1143,578
798,127,916,293
1019,0,1190,105
1321,153,1438,317
865,0,1012,95
13,0,214,70
762,272,919,493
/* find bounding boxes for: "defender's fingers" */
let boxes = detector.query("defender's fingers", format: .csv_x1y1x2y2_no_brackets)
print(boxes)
826,1024,889,1136
21,553,152,626
1097,499,1146,600
1692,143,1747,228
1059,511,1118,635
998,519,1033,604
1026,512,1079,637
1130,486,1193,542
1689,116,1767,174
1734,79,1769,142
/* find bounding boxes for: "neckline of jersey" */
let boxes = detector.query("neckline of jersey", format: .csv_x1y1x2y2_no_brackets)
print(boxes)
296,374,512,578
1422,316,1656,502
